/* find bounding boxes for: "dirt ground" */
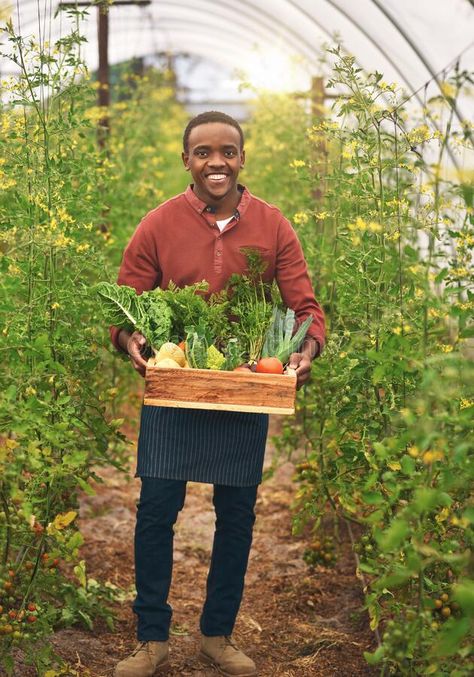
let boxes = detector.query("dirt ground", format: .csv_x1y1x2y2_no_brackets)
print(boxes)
5,417,377,676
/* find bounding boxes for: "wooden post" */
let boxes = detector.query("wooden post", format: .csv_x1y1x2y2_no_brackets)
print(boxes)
97,1,110,149
310,76,327,202
58,1,151,149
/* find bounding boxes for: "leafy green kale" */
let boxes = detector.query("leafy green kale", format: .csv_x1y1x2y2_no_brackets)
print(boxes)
95,282,172,350
161,281,229,346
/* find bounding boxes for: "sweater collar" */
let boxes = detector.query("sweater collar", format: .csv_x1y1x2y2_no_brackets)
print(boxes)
184,184,251,219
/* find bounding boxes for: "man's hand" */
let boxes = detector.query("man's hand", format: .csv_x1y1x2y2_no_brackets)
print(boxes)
288,337,320,389
119,330,148,377
288,353,312,389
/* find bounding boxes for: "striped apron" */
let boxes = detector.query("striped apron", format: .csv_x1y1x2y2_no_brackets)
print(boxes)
135,405,269,486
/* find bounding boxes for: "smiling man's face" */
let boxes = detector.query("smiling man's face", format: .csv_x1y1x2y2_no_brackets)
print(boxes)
182,122,245,213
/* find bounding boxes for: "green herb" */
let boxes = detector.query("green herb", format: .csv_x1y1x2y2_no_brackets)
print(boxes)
161,281,229,345
226,249,274,364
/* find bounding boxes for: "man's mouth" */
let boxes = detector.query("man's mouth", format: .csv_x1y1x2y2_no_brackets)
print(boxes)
206,173,228,183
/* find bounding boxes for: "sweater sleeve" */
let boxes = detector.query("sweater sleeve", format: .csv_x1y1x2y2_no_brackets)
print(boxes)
275,216,326,356
109,214,162,353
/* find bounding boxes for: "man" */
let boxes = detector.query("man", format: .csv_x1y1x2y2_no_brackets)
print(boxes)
113,111,325,676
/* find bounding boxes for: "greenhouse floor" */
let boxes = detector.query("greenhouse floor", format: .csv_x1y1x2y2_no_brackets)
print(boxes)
5,418,377,676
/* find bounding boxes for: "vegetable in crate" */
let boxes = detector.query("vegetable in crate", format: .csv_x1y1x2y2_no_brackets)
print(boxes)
148,342,187,368
226,249,275,365
162,281,230,345
94,282,172,350
260,308,313,366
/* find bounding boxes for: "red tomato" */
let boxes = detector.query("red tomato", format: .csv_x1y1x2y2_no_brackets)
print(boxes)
233,366,251,372
255,357,284,374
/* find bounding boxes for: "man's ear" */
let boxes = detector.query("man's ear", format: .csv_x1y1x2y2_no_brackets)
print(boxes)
240,148,246,169
181,151,190,170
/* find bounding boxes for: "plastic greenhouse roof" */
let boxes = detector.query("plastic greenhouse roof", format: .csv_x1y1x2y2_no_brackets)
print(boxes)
2,0,474,121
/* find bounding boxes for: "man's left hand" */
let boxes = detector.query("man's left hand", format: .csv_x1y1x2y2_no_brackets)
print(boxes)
287,337,320,389
288,353,312,389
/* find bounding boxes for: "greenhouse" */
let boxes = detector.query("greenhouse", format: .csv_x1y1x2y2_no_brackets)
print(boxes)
0,1,473,676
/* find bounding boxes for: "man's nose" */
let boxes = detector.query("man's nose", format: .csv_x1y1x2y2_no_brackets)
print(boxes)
207,152,225,167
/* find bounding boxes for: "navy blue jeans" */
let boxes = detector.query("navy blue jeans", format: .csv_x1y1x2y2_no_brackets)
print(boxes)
133,477,258,640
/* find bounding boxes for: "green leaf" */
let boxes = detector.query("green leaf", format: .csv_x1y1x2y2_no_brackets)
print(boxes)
363,646,384,665
413,488,440,513
378,518,410,552
67,531,84,552
400,455,416,475
462,507,474,524
78,609,93,630
371,364,385,384
429,617,470,657
453,580,474,615
362,491,384,505
74,560,87,587
77,476,96,496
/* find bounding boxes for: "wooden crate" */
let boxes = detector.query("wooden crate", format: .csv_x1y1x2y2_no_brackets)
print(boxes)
144,367,297,415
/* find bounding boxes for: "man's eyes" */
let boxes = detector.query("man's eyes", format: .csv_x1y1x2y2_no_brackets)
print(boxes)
194,150,237,157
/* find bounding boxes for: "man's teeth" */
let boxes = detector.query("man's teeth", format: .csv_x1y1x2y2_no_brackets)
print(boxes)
208,174,227,180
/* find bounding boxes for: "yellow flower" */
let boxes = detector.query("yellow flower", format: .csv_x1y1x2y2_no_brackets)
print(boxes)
51,302,61,310
8,263,21,275
76,243,90,253
367,221,382,233
53,233,73,249
451,267,468,279
435,507,450,524
439,344,453,353
440,82,456,99
460,398,473,410
293,212,309,225
423,450,444,465
56,206,75,224
408,445,419,458
348,216,366,231
408,125,432,145
289,159,306,168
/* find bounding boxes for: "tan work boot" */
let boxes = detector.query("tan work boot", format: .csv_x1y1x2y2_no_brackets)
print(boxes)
114,640,170,677
199,635,257,676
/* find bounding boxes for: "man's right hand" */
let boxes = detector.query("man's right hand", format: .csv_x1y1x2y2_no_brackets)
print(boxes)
119,329,148,377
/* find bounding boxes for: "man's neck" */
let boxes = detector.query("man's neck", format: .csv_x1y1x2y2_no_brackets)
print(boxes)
193,185,243,217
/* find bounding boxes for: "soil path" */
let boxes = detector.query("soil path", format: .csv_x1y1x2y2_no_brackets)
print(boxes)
9,418,378,676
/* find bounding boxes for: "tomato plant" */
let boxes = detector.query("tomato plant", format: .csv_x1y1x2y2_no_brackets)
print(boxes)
245,50,473,675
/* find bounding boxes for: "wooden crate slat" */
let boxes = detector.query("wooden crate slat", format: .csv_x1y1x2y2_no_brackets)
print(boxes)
144,367,297,414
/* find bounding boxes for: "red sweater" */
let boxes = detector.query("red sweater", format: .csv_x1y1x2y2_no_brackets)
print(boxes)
110,185,326,354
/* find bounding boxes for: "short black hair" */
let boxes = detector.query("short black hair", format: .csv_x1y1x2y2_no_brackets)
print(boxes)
183,111,244,152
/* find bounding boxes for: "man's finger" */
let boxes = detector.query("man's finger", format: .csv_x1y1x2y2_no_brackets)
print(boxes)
288,352,302,370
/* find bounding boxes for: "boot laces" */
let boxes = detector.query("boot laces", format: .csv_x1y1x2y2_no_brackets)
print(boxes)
224,635,240,651
131,641,149,656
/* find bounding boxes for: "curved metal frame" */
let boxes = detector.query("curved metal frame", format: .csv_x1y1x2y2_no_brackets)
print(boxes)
370,0,468,132
5,0,474,113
